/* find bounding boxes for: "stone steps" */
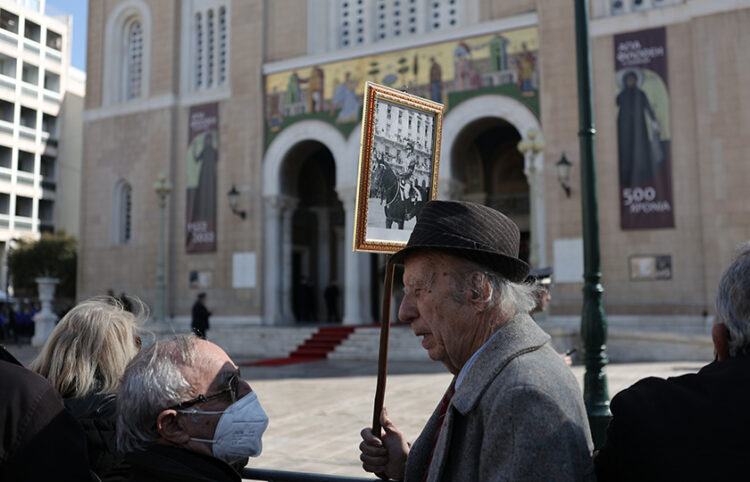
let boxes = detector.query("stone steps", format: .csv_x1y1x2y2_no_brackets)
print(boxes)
330,325,430,361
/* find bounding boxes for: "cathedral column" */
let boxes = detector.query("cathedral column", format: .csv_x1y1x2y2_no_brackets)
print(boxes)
262,195,297,325
311,206,331,320
280,196,298,322
263,195,283,325
338,186,362,325
519,130,547,269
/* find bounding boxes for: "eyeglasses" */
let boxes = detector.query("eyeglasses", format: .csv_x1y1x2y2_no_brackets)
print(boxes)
167,368,241,410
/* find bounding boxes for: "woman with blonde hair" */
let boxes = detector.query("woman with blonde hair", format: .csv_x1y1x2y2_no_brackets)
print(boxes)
30,296,146,482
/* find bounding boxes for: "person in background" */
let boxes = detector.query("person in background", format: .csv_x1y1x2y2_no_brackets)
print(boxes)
528,266,553,315
324,280,340,323
1,345,92,481
29,297,145,481
595,242,750,481
117,335,268,482
191,292,211,339
527,267,573,366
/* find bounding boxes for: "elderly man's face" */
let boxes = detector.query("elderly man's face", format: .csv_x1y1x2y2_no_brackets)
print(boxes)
177,340,252,457
398,252,488,374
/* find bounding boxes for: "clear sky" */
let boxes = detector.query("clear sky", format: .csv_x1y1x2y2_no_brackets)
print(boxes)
46,0,88,71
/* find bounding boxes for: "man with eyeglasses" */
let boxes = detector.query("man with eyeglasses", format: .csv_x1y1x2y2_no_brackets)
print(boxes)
116,335,268,482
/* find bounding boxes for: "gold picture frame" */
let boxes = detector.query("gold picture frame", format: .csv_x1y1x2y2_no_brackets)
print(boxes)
353,82,444,253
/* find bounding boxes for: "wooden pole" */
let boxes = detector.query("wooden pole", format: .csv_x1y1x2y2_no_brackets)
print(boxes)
372,256,395,437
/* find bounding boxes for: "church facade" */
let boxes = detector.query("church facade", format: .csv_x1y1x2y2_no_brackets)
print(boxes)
80,0,750,340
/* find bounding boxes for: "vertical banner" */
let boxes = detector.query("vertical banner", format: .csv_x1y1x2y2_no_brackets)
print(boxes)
186,103,219,252
614,27,674,229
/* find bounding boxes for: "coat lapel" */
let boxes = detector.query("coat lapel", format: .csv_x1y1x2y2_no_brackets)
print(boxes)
451,313,550,415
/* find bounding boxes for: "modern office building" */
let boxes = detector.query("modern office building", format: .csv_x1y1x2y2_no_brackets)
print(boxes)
80,1,750,354
0,0,84,294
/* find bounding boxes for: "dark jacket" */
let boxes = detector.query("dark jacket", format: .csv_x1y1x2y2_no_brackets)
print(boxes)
191,300,211,331
595,356,750,481
65,393,130,482
125,444,240,482
0,349,91,481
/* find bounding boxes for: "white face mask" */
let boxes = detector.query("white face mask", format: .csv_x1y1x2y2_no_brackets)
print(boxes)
179,391,269,464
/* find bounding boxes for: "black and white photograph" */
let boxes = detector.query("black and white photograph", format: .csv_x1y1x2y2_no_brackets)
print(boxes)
353,82,444,253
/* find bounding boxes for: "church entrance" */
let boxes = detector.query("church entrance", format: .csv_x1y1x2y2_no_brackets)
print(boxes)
283,141,344,323
450,117,530,263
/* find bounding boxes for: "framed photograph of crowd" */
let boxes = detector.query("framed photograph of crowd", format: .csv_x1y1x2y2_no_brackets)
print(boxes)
353,82,444,253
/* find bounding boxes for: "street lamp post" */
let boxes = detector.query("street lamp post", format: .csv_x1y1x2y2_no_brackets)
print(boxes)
154,173,172,326
574,0,612,448
517,129,545,269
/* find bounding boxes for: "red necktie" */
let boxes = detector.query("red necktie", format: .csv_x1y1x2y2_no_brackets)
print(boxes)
423,381,456,482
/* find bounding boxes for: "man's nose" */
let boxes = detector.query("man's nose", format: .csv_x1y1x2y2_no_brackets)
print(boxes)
398,294,417,323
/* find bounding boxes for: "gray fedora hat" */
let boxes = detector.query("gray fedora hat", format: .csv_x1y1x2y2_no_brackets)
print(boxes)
390,200,530,282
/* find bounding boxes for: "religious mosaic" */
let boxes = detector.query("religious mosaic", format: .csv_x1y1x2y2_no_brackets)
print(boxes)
264,26,539,148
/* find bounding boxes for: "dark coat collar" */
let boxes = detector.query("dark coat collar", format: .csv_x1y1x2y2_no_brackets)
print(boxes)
126,444,241,482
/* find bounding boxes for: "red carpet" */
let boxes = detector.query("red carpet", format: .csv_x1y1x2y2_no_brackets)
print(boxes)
243,326,357,367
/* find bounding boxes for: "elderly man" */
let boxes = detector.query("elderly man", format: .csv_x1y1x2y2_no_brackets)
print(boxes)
359,201,594,481
595,242,750,481
117,335,268,482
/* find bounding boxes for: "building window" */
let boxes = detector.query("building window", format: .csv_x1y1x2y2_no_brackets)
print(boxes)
42,114,57,137
46,29,62,50
593,0,683,17
218,7,227,85
194,13,202,89
190,3,229,92
15,195,32,218
0,53,15,78
19,107,35,129
39,199,54,233
114,181,132,244
0,146,10,168
0,100,13,123
21,62,38,85
335,0,467,49
0,10,18,34
124,19,143,100
206,9,214,87
103,1,152,105
17,151,34,173
24,20,40,42
44,70,60,92
0,193,8,215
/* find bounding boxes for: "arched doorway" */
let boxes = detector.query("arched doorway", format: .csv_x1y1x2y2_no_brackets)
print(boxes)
279,141,345,323
440,95,546,268
262,120,375,326
451,118,529,263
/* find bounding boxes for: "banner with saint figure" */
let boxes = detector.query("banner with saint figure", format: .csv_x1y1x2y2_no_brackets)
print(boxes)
615,27,674,229
186,103,219,252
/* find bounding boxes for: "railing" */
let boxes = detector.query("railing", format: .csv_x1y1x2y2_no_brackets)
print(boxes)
241,468,381,482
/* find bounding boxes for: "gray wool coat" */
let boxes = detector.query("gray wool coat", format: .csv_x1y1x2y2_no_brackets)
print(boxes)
404,314,595,482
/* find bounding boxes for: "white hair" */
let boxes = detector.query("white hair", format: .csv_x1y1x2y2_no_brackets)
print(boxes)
715,242,750,357
446,255,536,324
116,335,197,453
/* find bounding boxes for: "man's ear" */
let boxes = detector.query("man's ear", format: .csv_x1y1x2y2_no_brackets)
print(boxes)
468,272,491,309
156,409,190,445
